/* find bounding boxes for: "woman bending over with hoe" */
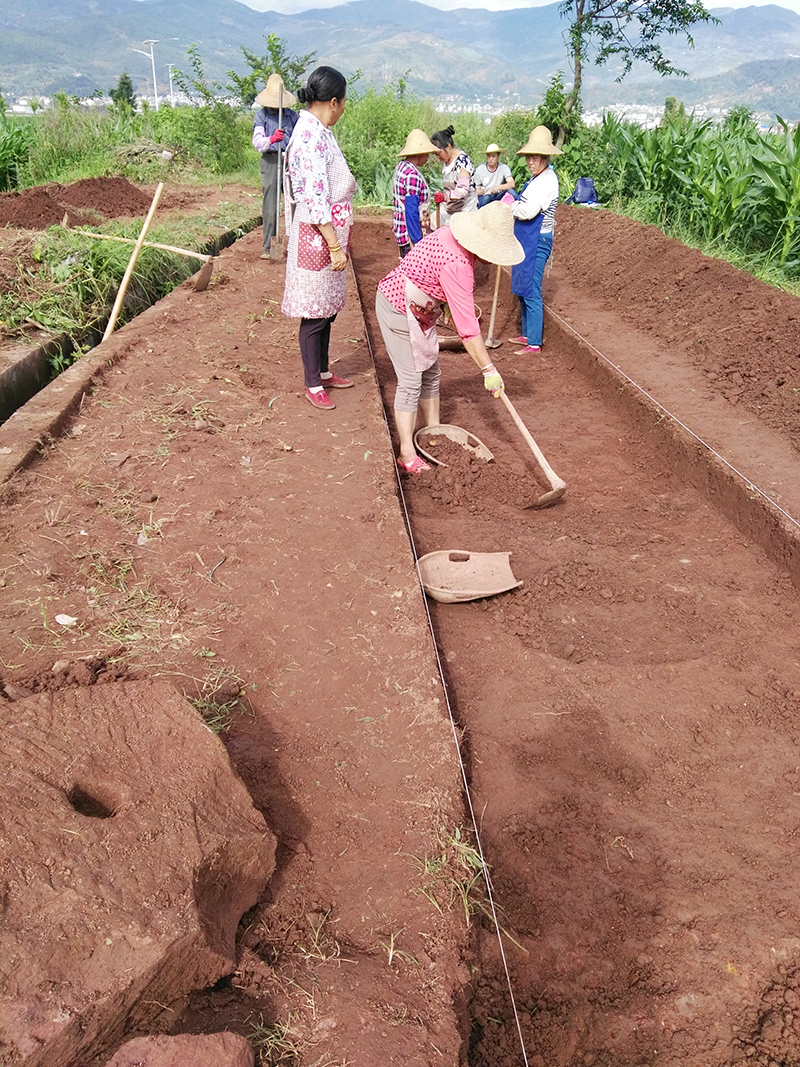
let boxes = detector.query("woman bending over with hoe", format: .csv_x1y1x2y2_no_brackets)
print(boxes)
375,202,523,474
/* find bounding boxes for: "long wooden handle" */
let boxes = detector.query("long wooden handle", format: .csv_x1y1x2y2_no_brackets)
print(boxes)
499,390,566,492
102,183,164,342
436,202,440,229
275,85,284,241
486,263,501,341
75,229,209,262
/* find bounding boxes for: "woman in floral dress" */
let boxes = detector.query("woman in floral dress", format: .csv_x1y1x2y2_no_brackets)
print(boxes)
282,66,356,411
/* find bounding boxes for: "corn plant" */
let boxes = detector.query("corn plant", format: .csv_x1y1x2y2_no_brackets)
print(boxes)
750,117,800,267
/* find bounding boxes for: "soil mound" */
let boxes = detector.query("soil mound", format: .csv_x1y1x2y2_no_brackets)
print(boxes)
0,185,96,229
0,679,276,1067
0,177,152,230
55,176,153,217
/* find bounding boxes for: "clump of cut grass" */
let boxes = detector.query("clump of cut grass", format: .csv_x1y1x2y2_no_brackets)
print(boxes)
248,1014,302,1067
189,660,246,733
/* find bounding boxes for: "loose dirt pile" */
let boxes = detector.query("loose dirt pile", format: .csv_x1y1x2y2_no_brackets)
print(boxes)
0,176,154,229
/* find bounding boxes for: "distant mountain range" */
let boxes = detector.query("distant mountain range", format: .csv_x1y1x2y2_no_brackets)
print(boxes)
2,0,800,117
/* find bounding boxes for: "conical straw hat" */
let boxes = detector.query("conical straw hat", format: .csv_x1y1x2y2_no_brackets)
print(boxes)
450,202,524,266
516,125,562,156
255,73,297,109
398,129,439,158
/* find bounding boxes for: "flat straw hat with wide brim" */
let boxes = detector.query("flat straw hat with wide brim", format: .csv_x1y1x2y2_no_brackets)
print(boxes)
398,129,439,157
516,125,563,157
484,143,504,154
255,73,297,109
450,202,524,266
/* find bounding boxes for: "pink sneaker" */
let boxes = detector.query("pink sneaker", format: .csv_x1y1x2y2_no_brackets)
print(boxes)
514,344,542,355
305,388,335,410
321,372,354,389
508,335,527,345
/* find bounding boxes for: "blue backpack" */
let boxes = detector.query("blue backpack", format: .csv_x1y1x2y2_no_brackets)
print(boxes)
565,177,598,205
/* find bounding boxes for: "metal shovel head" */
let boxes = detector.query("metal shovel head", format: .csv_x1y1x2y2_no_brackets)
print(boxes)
414,424,494,467
524,484,567,510
418,549,523,603
193,257,215,292
269,239,286,261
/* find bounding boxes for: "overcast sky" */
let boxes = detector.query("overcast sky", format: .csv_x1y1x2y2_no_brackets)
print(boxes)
235,0,800,14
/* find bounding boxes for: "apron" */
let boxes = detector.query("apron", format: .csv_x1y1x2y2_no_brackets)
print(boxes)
511,176,544,296
404,277,441,372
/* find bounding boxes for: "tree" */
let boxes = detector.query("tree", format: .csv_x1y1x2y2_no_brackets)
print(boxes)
110,72,136,112
557,0,717,145
226,32,315,107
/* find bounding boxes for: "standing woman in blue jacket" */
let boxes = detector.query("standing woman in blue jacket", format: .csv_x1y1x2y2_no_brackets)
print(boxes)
509,126,561,354
252,74,299,257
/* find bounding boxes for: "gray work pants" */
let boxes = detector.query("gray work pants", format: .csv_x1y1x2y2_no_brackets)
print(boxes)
260,152,280,252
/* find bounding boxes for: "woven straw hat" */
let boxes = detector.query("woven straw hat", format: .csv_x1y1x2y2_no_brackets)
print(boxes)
516,125,562,157
255,73,297,109
450,202,524,266
398,129,439,158
485,143,503,154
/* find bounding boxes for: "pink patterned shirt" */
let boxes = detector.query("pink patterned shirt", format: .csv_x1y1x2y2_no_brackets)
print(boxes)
377,226,481,339
286,109,350,227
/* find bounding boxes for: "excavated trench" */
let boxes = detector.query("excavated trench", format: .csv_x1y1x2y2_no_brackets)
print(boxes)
350,213,800,1067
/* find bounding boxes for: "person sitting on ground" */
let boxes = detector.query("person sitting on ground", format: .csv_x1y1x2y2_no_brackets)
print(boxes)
252,73,299,258
375,202,523,473
430,125,477,220
392,129,438,257
475,143,515,207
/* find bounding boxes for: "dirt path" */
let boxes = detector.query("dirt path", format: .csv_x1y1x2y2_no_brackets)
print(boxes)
0,219,468,1066
3,189,800,1067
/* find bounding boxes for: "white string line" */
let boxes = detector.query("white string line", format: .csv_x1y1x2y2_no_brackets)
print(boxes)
546,303,800,534
351,262,531,1067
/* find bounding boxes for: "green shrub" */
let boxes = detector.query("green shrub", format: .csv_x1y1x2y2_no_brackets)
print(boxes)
0,117,32,190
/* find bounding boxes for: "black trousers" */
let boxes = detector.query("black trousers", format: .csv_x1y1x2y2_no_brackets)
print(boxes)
299,315,336,389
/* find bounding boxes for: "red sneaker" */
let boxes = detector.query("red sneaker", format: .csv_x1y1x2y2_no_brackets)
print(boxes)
508,335,527,345
305,388,336,410
514,344,542,355
321,372,354,389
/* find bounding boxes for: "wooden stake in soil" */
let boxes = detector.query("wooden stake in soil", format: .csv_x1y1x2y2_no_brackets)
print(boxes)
102,183,164,342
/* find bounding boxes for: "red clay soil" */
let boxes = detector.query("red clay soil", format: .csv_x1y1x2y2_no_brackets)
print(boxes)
3,183,800,1067
351,214,800,1067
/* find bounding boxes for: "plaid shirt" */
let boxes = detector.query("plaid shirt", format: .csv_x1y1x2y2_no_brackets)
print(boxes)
392,160,429,247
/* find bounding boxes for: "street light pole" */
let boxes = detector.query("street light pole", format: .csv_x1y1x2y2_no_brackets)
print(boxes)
132,40,159,111
167,64,175,107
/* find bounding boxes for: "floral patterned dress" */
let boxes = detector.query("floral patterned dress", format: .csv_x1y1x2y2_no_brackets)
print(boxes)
281,109,356,319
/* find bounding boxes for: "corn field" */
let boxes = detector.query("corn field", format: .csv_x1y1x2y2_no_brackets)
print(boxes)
578,113,800,273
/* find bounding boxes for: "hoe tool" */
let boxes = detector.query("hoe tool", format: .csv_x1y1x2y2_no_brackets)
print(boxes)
499,390,566,508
